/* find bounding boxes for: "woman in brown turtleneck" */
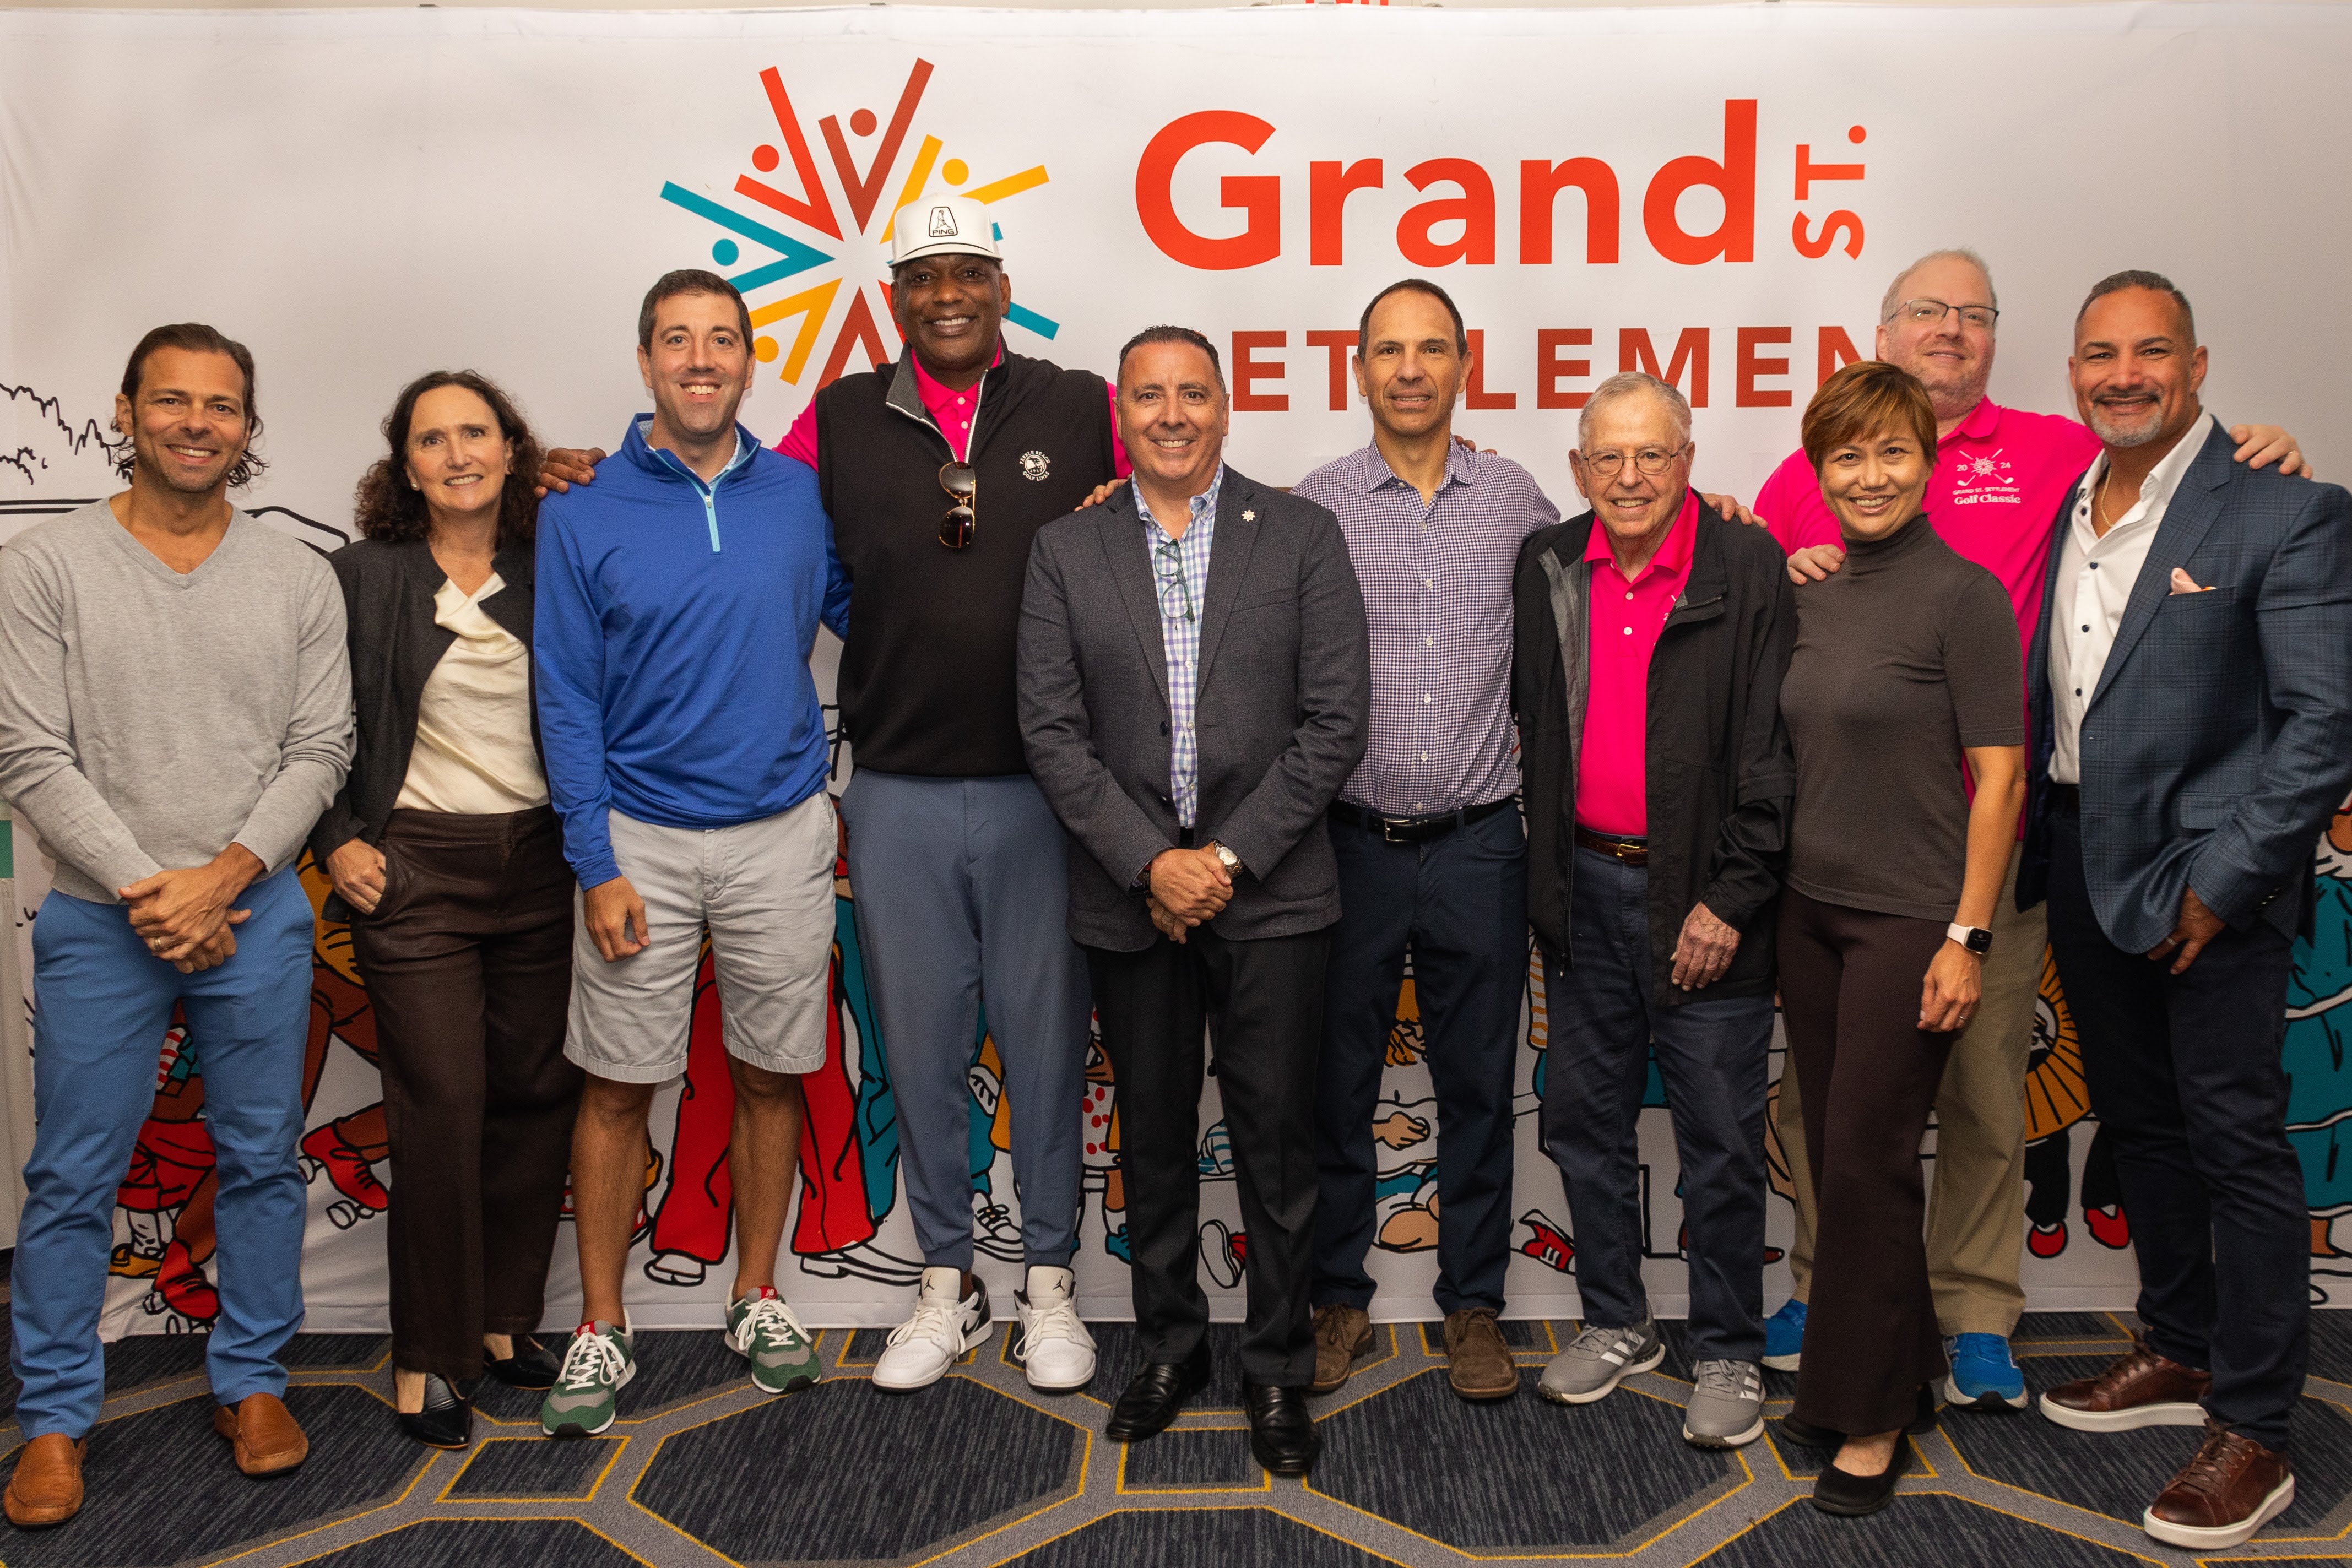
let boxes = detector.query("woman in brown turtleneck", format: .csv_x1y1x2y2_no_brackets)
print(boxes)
1771,361,2026,1516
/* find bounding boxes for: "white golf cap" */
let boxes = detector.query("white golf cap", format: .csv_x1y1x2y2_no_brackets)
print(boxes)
888,195,1002,267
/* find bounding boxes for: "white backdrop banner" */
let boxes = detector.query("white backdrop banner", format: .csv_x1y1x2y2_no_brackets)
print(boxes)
3,3,2350,1332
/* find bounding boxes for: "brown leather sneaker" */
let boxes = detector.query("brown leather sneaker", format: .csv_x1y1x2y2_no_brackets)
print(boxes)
213,1392,309,1477
1310,1304,1373,1395
1443,1308,1520,1402
2140,1421,2295,1550
2038,1335,2211,1433
4,1434,87,1528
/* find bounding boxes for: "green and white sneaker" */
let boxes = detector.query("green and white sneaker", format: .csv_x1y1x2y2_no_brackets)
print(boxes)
727,1287,822,1395
540,1320,636,1437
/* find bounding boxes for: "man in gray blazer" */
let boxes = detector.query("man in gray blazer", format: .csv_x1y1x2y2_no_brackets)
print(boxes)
1018,325,1369,1475
2019,272,2352,1553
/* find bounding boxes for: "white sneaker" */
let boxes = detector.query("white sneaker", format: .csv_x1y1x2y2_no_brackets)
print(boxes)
872,1266,991,1392
1013,1266,1097,1392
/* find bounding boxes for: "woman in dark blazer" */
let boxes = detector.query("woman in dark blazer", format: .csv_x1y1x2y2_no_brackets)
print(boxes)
310,371,579,1447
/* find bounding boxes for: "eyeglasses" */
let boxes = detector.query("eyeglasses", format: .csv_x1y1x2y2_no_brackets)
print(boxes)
938,462,976,550
1578,443,1688,480
1893,298,1999,332
1152,538,1196,623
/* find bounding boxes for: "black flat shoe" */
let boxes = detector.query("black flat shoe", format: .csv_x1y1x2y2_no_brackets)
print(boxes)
1106,1343,1211,1441
1244,1382,1321,1475
485,1335,562,1391
1811,1433,1914,1516
1781,1383,1939,1450
396,1374,471,1450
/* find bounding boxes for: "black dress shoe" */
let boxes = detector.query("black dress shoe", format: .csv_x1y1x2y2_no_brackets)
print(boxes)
485,1335,563,1391
396,1373,471,1449
1780,1383,1938,1450
1811,1432,1914,1516
1106,1344,1211,1441
1243,1382,1321,1475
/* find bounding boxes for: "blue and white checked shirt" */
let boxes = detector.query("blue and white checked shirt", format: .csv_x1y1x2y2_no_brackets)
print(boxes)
1136,465,1224,827
1293,443,1558,817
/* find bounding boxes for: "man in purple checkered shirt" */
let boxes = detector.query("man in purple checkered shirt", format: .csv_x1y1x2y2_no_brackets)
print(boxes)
1292,279,1559,1403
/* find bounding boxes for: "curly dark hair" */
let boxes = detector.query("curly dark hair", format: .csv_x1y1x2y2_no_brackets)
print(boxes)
351,371,543,547
112,323,267,489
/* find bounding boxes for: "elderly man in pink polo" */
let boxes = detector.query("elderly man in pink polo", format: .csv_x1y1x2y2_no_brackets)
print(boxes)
1752,247,2310,1409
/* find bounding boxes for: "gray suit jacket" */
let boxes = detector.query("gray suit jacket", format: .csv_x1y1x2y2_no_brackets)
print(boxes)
1018,469,1370,951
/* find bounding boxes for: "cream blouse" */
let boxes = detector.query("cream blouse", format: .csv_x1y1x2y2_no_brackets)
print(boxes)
394,573,550,813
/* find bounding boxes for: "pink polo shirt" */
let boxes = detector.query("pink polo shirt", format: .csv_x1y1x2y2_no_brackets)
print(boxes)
1576,490,1700,838
775,345,1129,474
1753,397,2098,653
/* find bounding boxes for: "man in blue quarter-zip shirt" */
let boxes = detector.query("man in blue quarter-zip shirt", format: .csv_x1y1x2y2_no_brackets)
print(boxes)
532,270,850,1437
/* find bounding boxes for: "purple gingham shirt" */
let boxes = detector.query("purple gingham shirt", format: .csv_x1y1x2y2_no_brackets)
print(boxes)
1293,443,1558,817
1136,465,1224,828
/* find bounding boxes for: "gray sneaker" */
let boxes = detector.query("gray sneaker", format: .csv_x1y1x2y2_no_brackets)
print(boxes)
1538,1317,1665,1406
1682,1358,1765,1447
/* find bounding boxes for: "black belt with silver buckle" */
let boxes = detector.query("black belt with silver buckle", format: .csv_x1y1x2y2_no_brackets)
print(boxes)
1574,826,1650,866
1329,797,1515,845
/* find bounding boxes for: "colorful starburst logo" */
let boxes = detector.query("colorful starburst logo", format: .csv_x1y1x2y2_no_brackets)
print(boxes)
658,59,1060,391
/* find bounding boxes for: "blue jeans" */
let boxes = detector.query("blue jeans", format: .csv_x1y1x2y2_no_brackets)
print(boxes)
1313,805,1526,1315
1540,848,1771,1363
838,771,1090,1269
14,870,315,1437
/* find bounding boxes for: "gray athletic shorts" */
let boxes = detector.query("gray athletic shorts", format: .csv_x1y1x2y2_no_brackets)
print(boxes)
565,793,835,1083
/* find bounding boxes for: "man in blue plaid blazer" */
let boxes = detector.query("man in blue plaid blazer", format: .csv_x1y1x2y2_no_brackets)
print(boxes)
2017,271,2352,1553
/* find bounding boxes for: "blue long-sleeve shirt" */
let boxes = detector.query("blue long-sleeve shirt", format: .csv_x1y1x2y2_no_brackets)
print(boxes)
535,415,850,889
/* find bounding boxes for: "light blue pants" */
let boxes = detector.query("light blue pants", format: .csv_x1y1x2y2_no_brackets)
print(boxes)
839,771,1090,1269
14,870,315,1438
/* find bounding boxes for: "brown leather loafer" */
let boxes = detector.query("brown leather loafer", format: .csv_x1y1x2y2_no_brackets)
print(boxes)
1443,1308,1520,1401
213,1392,309,1477
4,1434,87,1528
2141,1421,2295,1550
1310,1304,1373,1395
2039,1334,2210,1433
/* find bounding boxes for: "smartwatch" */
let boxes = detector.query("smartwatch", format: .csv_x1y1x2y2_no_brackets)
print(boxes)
1946,922,1993,956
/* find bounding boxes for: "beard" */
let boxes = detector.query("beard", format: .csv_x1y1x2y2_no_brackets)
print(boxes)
1889,350,1987,423
132,430,235,495
2084,395,2166,448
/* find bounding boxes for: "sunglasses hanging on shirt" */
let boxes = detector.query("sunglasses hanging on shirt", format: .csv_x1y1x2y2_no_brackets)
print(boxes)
938,462,977,550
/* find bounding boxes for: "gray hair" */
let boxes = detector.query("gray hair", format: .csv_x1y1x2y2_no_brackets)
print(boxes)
2075,269,2195,345
1578,371,1692,450
1879,247,1999,324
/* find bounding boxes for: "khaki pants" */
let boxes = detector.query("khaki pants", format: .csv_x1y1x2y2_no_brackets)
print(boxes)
1776,844,2047,1337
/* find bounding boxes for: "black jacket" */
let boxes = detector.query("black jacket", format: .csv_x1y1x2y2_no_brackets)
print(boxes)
816,348,1122,777
1512,506,1796,1003
307,536,543,908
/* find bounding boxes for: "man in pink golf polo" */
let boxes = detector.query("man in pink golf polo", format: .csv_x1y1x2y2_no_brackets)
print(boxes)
1752,247,2309,1409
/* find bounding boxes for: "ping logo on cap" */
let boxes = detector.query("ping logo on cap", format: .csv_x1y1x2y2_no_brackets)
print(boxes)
928,205,960,238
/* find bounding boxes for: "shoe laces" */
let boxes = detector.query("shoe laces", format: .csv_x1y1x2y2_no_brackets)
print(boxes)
1571,1322,1647,1359
1023,1289,1087,1347
557,1328,627,1389
1692,1359,1760,1401
2095,1335,2172,1392
733,1293,810,1351
2172,1424,2256,1500
887,1297,966,1351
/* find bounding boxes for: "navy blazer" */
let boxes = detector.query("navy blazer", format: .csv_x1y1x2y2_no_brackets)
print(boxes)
2018,416,2352,952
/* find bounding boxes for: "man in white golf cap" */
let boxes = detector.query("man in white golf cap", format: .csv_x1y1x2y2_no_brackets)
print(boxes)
544,194,1128,1392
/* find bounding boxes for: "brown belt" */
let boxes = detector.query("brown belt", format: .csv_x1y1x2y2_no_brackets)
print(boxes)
1574,826,1649,866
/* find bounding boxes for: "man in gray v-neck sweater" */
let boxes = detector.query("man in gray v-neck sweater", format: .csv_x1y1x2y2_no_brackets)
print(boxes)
0,330,350,1519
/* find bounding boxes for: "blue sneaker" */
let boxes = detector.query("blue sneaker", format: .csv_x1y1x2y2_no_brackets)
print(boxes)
1943,1333,2027,1410
1762,1298,1806,1371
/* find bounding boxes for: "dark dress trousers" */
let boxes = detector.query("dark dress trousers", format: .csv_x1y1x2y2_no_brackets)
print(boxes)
2020,424,2352,1450
308,537,579,1382
1018,472,1369,1385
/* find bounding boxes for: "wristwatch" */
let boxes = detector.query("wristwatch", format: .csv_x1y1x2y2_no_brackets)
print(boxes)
1946,922,1993,956
1206,840,1242,876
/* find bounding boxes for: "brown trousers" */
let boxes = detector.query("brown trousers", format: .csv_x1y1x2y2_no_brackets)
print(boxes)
1776,845,2047,1335
349,806,579,1381
1777,887,1954,1436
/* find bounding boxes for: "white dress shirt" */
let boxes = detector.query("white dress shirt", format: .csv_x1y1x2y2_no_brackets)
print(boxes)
2048,415,2215,784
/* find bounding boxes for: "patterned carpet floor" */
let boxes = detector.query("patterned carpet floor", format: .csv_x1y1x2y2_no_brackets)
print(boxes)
2,1310,2349,1567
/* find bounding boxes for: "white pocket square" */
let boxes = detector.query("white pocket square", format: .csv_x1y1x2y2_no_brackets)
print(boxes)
2168,567,2216,595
